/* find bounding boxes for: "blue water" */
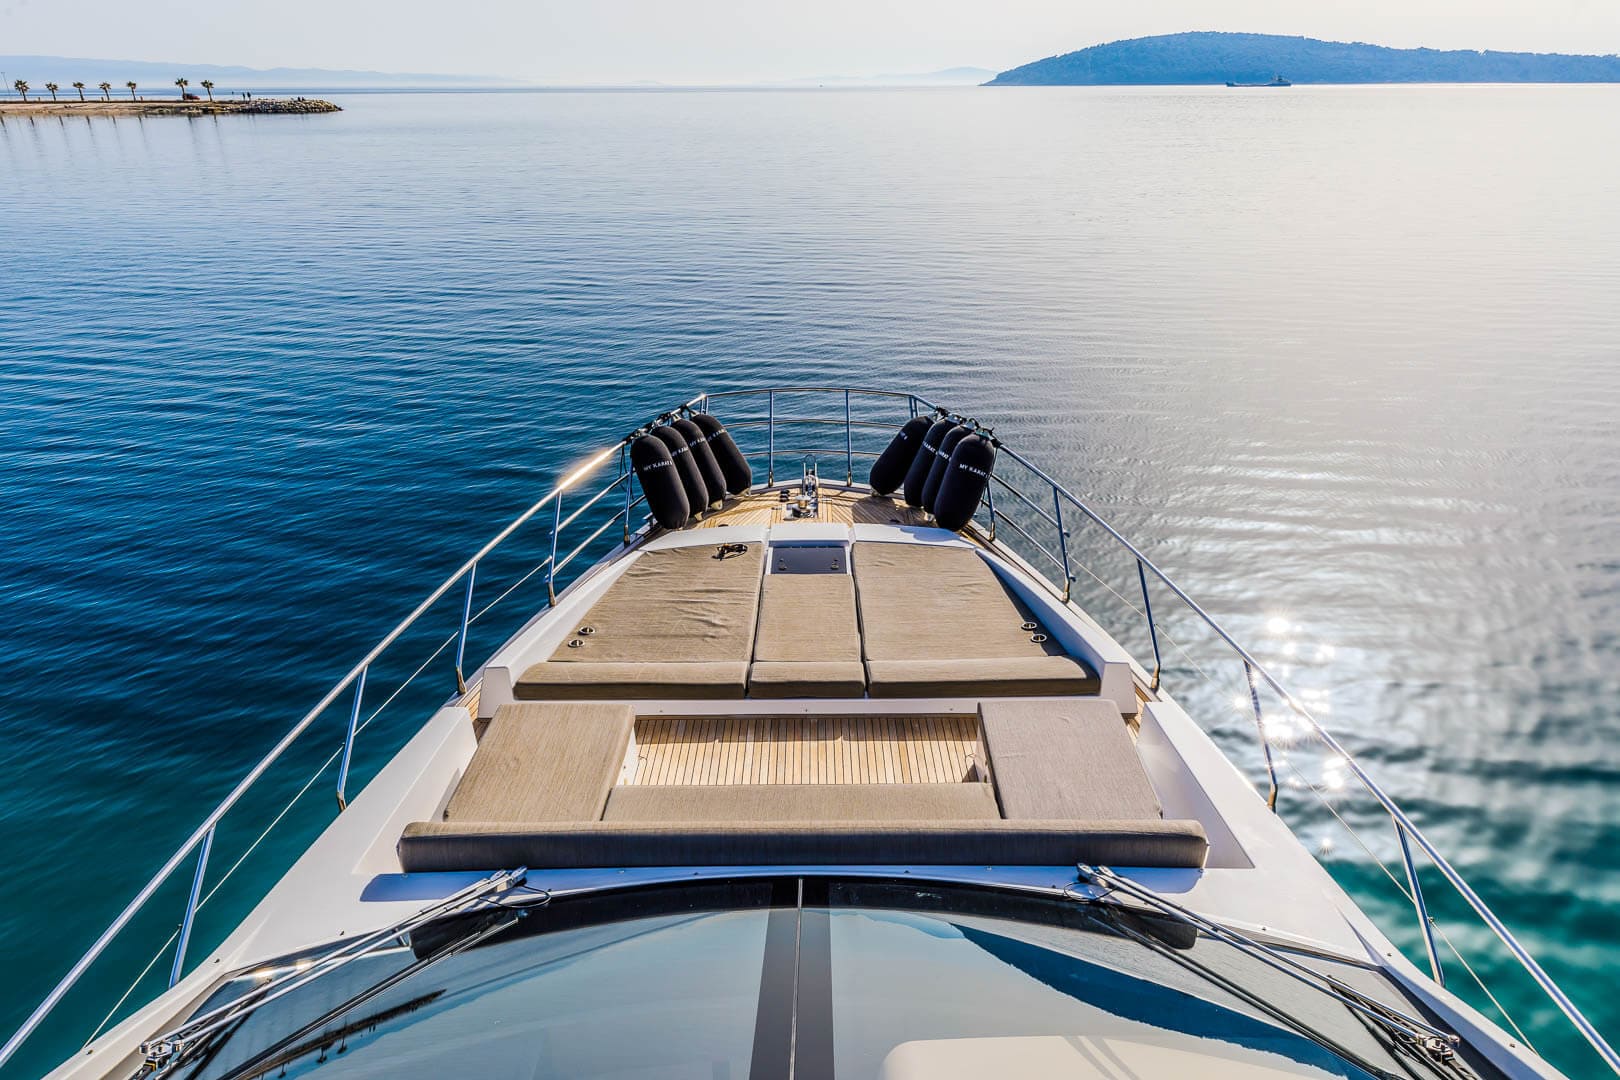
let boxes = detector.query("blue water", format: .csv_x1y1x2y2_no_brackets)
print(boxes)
2,86,1618,1076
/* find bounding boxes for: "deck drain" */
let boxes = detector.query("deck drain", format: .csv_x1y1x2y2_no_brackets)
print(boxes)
566,639,585,649
1020,621,1038,631
1030,633,1048,644
578,626,596,636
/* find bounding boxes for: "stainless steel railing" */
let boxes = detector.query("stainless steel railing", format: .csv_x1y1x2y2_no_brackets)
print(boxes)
3,385,1615,1077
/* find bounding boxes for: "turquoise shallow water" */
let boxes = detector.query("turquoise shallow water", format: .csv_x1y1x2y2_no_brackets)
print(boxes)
2,86,1618,1076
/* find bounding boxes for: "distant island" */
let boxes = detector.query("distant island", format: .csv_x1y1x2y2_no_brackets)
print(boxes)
988,32,1620,85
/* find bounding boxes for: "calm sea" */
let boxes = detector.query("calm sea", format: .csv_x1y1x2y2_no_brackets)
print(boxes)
2,86,1617,1076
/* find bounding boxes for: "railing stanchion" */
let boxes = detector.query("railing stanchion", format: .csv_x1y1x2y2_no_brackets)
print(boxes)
1052,489,1073,601
168,827,213,988
546,492,564,607
335,665,367,811
844,389,854,485
621,444,634,544
1136,558,1163,691
1397,821,1446,985
767,391,776,485
983,477,997,541
1244,663,1279,812
453,563,477,695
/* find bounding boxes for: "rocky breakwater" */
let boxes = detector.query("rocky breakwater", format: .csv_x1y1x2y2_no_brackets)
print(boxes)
171,97,342,116
0,97,341,118
232,97,341,115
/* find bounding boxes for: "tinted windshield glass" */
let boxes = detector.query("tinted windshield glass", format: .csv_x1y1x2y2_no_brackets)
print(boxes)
168,878,1486,1080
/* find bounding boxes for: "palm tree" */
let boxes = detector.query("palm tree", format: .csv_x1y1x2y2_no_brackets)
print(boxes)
11,80,27,102
200,79,214,101
45,82,60,102
126,80,138,100
72,81,86,101
99,81,112,101
174,77,189,100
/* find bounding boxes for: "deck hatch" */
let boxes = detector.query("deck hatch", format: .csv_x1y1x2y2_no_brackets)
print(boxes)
771,544,847,574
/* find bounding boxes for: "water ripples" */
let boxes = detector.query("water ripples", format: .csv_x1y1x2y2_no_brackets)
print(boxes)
2,84,1618,1074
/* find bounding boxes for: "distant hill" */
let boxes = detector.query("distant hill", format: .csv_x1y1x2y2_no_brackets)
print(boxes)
988,32,1620,85
784,67,996,87
0,55,518,89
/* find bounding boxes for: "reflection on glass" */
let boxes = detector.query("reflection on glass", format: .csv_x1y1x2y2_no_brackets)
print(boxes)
828,907,1375,1080
184,906,769,1079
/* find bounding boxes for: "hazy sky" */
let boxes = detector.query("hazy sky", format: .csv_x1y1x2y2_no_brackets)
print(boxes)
6,0,1620,83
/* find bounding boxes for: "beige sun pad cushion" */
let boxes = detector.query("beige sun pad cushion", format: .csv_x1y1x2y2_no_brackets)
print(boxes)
853,543,1096,696
442,702,634,823
603,782,999,822
518,542,764,699
979,698,1161,820
748,572,866,697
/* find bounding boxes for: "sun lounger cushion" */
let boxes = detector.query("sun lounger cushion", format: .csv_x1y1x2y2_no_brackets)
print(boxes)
516,543,764,700
979,699,1162,820
866,658,1097,698
603,783,1000,823
442,702,635,823
747,573,866,697
398,817,1209,871
516,661,749,700
853,542,1097,696
752,574,862,662
549,543,764,663
748,662,868,698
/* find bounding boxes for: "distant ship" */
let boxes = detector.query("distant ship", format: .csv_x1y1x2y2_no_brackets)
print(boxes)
1227,74,1292,86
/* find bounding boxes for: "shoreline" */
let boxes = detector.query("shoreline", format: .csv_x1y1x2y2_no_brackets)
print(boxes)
0,98,340,118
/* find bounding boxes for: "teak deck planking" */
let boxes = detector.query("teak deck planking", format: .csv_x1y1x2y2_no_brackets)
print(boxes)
629,715,980,786
684,489,931,530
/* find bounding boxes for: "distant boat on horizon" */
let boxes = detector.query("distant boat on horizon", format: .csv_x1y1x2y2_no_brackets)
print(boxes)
1226,74,1292,87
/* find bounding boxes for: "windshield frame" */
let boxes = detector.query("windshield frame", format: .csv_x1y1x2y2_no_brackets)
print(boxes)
167,874,1495,1080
